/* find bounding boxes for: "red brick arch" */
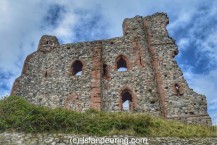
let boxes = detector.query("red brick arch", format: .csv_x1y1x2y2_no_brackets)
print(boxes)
115,54,130,70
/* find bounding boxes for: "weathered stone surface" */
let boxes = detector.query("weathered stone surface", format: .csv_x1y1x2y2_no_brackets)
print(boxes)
0,132,217,145
11,12,211,124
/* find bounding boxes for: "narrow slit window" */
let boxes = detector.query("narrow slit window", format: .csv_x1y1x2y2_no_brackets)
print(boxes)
45,71,48,77
103,64,108,78
175,84,180,96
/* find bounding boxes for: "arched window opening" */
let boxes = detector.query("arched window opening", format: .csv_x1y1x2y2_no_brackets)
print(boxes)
116,55,128,71
121,90,133,111
72,60,83,76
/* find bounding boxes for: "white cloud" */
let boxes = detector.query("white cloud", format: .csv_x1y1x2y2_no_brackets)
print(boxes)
53,13,78,42
200,32,217,62
0,0,217,124
177,38,189,51
0,1,48,72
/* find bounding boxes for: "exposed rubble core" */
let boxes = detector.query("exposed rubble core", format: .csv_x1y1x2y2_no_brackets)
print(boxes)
11,13,211,125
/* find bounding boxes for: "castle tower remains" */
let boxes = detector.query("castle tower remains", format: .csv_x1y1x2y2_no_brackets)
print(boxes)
11,13,211,125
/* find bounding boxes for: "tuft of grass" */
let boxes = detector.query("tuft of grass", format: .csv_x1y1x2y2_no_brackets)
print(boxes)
0,96,216,137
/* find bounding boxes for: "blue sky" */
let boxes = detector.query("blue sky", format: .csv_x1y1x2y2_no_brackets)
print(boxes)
0,0,216,124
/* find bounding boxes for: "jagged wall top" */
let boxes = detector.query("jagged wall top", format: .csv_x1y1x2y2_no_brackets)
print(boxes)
38,35,59,52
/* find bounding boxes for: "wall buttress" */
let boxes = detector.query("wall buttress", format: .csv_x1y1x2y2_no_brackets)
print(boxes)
90,42,102,111
144,19,167,118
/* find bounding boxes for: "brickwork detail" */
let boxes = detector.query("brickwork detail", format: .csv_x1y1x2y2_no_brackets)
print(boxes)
11,13,211,125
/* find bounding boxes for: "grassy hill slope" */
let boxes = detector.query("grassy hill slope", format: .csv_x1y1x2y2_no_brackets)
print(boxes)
0,96,216,137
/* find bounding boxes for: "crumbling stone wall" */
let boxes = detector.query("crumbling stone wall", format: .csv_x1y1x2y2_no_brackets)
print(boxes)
11,13,211,124
1,132,217,145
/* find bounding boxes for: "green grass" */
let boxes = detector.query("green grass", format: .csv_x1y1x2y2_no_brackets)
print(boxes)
0,96,216,137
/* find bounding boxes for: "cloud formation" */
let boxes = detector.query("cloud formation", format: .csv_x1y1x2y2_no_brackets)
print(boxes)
0,0,216,124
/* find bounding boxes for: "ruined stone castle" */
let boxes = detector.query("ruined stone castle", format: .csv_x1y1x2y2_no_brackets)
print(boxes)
11,13,211,124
